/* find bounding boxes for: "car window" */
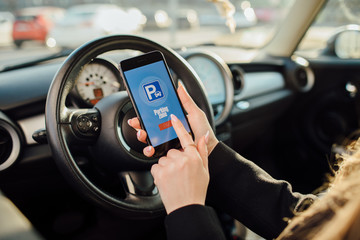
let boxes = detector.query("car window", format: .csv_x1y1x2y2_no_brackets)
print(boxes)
0,0,295,66
297,0,360,58
15,15,36,21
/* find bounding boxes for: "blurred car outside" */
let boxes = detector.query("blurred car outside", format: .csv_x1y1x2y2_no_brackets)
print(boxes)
198,3,257,29
0,12,14,46
142,9,171,30
46,4,146,49
135,8,199,31
12,6,65,48
199,11,256,29
177,9,200,29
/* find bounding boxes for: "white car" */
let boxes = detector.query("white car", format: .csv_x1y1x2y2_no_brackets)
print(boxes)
0,12,14,46
46,4,145,49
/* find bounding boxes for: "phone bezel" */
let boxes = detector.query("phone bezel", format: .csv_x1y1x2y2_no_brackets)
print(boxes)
120,50,193,157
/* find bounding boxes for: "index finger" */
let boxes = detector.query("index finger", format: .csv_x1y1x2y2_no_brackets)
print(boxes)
177,82,200,115
170,114,194,149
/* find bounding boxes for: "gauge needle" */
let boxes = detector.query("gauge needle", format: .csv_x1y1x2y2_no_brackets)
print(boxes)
80,82,95,86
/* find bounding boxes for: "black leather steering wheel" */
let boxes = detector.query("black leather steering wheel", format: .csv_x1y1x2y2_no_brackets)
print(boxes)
45,35,214,218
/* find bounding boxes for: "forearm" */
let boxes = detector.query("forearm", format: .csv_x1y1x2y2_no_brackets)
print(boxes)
207,142,316,239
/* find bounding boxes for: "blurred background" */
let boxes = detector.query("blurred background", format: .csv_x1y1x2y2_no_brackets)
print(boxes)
0,0,358,65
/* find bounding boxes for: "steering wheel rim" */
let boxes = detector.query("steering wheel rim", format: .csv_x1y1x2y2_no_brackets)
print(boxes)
45,35,214,218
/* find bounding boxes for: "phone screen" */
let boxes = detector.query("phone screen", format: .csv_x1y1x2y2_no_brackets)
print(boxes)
121,52,191,150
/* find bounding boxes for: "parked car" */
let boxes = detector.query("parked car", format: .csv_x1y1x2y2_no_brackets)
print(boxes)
177,9,200,29
46,4,146,49
1,0,360,239
199,9,256,29
12,6,65,48
142,8,199,30
142,9,171,30
0,12,14,46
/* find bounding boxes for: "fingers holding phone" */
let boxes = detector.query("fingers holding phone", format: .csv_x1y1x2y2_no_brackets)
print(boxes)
151,114,210,214
128,82,219,158
176,83,218,154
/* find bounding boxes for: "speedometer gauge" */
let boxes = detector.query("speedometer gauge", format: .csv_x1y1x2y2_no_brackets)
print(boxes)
75,58,121,106
184,51,234,126
186,56,225,105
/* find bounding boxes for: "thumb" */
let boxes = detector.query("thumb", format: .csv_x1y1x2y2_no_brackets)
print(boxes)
197,131,209,170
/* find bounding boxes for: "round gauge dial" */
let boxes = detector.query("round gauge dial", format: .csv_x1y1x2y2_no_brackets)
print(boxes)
185,51,234,126
186,56,225,105
75,58,121,106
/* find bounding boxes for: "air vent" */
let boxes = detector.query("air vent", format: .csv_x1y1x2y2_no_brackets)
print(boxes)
291,56,315,92
295,68,308,88
294,66,314,92
230,65,245,94
0,114,21,171
0,126,13,165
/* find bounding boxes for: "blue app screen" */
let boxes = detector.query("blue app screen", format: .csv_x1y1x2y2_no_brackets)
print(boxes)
124,60,191,147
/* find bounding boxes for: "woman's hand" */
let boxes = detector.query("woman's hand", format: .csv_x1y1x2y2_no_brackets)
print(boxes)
151,114,210,214
127,83,219,157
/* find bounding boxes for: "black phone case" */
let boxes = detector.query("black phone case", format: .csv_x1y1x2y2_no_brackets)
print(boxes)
119,50,193,157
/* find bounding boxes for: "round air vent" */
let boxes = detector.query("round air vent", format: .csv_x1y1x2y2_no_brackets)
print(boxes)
290,56,315,92
0,113,21,171
294,65,314,92
0,126,13,165
230,65,245,94
295,67,308,88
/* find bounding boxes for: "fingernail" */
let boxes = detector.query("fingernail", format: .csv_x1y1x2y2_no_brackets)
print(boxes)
137,130,141,138
170,114,177,122
127,119,131,126
145,146,152,153
205,130,209,144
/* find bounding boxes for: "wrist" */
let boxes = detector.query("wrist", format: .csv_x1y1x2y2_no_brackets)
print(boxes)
208,139,219,155
166,201,205,215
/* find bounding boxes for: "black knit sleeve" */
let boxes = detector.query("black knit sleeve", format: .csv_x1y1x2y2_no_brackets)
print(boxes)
206,142,317,239
165,204,226,240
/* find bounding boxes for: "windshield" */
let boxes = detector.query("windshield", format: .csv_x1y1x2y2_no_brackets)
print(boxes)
0,0,295,66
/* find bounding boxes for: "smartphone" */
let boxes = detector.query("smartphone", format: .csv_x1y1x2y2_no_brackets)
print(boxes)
119,51,193,157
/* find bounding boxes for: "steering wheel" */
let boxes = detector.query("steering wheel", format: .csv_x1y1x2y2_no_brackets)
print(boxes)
45,35,214,218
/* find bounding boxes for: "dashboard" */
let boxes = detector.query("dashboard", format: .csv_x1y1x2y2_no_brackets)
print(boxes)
0,46,317,175
65,49,294,129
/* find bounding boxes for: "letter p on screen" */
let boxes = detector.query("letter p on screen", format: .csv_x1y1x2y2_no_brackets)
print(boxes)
143,81,164,102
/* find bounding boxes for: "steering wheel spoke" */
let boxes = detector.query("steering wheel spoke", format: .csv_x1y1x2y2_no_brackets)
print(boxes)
120,171,158,197
69,109,101,139
58,108,101,145
119,171,163,212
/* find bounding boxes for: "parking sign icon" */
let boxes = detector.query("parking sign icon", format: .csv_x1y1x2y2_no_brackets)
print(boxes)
143,81,164,102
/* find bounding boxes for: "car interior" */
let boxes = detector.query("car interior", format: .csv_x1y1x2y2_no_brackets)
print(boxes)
1,0,360,239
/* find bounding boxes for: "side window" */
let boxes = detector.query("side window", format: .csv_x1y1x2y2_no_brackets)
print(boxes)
297,0,360,59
